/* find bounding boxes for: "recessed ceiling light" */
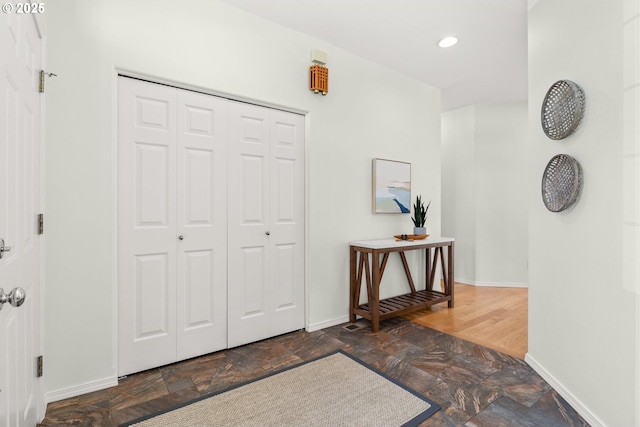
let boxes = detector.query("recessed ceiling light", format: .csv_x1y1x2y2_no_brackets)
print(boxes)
438,36,458,48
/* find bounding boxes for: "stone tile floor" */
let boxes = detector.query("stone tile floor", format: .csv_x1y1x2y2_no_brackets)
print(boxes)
39,318,589,426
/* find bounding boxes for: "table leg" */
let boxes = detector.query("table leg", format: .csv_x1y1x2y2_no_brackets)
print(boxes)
425,248,432,291
448,242,455,308
370,250,381,332
349,247,357,322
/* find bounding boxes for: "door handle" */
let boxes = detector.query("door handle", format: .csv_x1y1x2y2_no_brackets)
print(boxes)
0,287,26,311
0,238,11,259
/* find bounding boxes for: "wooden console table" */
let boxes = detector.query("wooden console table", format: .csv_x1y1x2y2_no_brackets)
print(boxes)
349,237,455,332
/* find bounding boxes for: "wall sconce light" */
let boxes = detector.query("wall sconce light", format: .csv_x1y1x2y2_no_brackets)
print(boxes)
310,49,328,95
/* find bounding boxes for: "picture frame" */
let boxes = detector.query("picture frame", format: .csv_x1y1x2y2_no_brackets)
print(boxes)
372,158,411,214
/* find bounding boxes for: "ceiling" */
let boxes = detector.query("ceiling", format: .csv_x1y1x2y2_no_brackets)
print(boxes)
218,0,528,111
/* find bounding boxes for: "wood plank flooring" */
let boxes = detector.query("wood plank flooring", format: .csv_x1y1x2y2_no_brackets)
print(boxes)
403,283,528,359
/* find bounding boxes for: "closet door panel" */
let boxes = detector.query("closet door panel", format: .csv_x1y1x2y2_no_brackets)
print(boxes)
269,110,305,336
239,246,267,316
181,249,214,330
134,254,171,338
118,78,178,376
227,102,271,347
176,91,228,360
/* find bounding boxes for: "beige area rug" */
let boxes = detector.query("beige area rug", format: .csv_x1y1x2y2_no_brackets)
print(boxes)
121,350,440,427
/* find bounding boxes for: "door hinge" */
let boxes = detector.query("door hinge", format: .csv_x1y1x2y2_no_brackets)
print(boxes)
37,355,43,377
39,70,58,93
38,213,44,235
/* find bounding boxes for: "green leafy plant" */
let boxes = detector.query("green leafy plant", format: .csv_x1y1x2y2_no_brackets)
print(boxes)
411,195,430,228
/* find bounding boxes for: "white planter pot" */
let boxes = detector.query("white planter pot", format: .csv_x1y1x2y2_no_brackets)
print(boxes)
413,227,426,235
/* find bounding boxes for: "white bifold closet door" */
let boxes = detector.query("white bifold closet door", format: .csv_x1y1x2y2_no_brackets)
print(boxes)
118,77,228,376
118,77,305,375
227,102,305,348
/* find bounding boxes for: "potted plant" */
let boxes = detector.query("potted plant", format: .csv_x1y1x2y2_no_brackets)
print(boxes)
412,195,430,235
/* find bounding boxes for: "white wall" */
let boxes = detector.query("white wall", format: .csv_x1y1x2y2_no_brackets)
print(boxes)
441,102,528,287
475,103,528,285
442,107,476,283
44,0,442,397
528,1,637,425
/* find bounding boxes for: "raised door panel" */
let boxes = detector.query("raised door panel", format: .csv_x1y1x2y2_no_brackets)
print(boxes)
184,149,213,224
183,250,214,327
118,77,177,375
238,246,267,318
274,243,296,309
227,102,271,347
135,143,170,227
273,158,295,223
176,91,227,359
3,73,18,253
239,154,266,224
21,101,35,251
134,254,171,340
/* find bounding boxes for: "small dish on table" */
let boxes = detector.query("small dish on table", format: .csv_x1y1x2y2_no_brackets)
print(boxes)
394,234,429,241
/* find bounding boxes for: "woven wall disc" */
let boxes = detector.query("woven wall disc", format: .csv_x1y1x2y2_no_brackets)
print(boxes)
541,80,585,140
541,154,583,212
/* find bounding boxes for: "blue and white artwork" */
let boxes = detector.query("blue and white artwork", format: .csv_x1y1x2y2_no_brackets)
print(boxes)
372,159,411,214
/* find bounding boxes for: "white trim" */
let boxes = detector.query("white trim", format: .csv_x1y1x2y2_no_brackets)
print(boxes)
45,376,118,404
524,353,605,427
306,315,350,332
637,291,640,426
304,112,312,338
38,30,47,423
455,278,528,288
114,68,308,116
111,68,120,380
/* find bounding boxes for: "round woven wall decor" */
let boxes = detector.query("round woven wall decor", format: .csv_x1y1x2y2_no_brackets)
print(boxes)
541,80,585,140
541,154,583,212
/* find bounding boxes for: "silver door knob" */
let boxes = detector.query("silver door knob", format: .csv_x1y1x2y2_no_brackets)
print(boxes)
178,235,184,240
0,237,11,259
0,287,26,311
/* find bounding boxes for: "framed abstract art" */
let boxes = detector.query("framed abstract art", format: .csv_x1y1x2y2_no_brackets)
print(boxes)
372,158,411,214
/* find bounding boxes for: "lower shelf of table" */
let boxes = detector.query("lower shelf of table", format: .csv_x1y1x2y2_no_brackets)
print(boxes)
354,289,450,321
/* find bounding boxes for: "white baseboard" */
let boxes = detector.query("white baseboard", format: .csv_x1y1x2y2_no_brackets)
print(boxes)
456,278,528,288
306,315,350,332
45,376,118,404
525,353,604,427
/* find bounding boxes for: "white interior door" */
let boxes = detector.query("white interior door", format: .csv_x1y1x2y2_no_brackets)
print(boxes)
175,90,227,360
118,78,178,375
227,102,305,347
0,13,44,427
